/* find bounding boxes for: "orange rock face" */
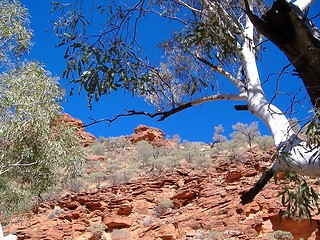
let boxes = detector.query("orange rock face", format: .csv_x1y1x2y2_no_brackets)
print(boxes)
60,113,96,147
126,125,177,147
4,145,320,239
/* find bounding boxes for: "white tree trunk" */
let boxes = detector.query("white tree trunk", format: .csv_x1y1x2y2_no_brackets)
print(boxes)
292,0,315,11
242,4,320,177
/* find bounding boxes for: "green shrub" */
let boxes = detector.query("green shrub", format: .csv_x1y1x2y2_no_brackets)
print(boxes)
87,222,107,232
40,185,65,202
172,134,181,145
182,141,205,163
154,199,174,216
192,229,206,240
108,168,138,186
68,177,87,193
207,230,222,240
100,136,130,151
136,141,154,165
230,122,261,148
88,222,107,240
193,156,210,170
266,230,293,240
47,206,64,219
106,161,121,172
90,172,108,188
90,143,106,155
221,140,246,162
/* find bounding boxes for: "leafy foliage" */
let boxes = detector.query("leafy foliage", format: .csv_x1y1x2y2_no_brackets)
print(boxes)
0,1,85,219
87,222,107,233
51,0,264,109
51,1,154,108
0,61,84,218
0,0,32,65
277,170,320,221
176,7,242,64
305,110,320,150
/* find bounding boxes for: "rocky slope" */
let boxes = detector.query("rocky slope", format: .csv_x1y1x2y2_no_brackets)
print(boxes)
3,125,320,240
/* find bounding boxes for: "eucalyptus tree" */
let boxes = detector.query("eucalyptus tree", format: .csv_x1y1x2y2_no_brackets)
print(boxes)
52,0,320,217
231,122,260,148
0,0,84,218
0,0,32,65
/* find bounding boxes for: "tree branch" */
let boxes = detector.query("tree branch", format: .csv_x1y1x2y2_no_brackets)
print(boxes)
240,168,275,204
0,161,37,176
244,0,320,108
196,54,247,93
201,0,243,34
83,93,247,127
174,0,202,13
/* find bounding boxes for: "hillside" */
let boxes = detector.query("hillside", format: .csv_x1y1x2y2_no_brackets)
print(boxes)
3,123,320,240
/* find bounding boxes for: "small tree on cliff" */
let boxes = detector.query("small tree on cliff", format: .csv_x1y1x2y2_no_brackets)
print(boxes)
213,124,227,143
0,0,84,218
231,122,261,148
52,0,320,217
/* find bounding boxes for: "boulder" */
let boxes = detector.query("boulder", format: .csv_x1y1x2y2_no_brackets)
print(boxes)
126,125,176,147
103,216,132,230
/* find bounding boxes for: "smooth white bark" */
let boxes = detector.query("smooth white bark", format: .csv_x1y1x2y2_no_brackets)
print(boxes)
292,0,315,11
241,13,294,146
190,94,247,106
241,1,320,177
196,0,320,177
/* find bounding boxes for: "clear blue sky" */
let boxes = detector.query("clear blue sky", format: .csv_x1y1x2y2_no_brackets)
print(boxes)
21,0,319,143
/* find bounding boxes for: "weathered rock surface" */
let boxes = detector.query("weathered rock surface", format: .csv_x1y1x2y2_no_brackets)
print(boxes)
5,152,320,239
60,113,96,147
126,125,177,147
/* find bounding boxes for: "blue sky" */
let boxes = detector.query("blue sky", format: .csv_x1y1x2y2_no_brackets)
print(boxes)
20,0,319,143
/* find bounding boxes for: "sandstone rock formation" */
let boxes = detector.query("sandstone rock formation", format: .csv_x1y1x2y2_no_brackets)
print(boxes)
5,151,320,239
126,125,177,147
60,113,96,147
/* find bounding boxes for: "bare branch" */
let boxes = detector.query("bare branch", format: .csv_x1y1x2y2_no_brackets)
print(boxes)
174,0,202,13
83,93,247,127
0,161,37,176
146,9,192,29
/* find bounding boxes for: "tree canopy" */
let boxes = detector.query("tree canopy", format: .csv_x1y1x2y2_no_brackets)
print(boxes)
52,0,263,111
51,0,318,122
0,0,84,218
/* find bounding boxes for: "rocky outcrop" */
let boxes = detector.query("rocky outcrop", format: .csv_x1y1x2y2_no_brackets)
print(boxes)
126,125,177,147
5,153,320,239
60,113,96,147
